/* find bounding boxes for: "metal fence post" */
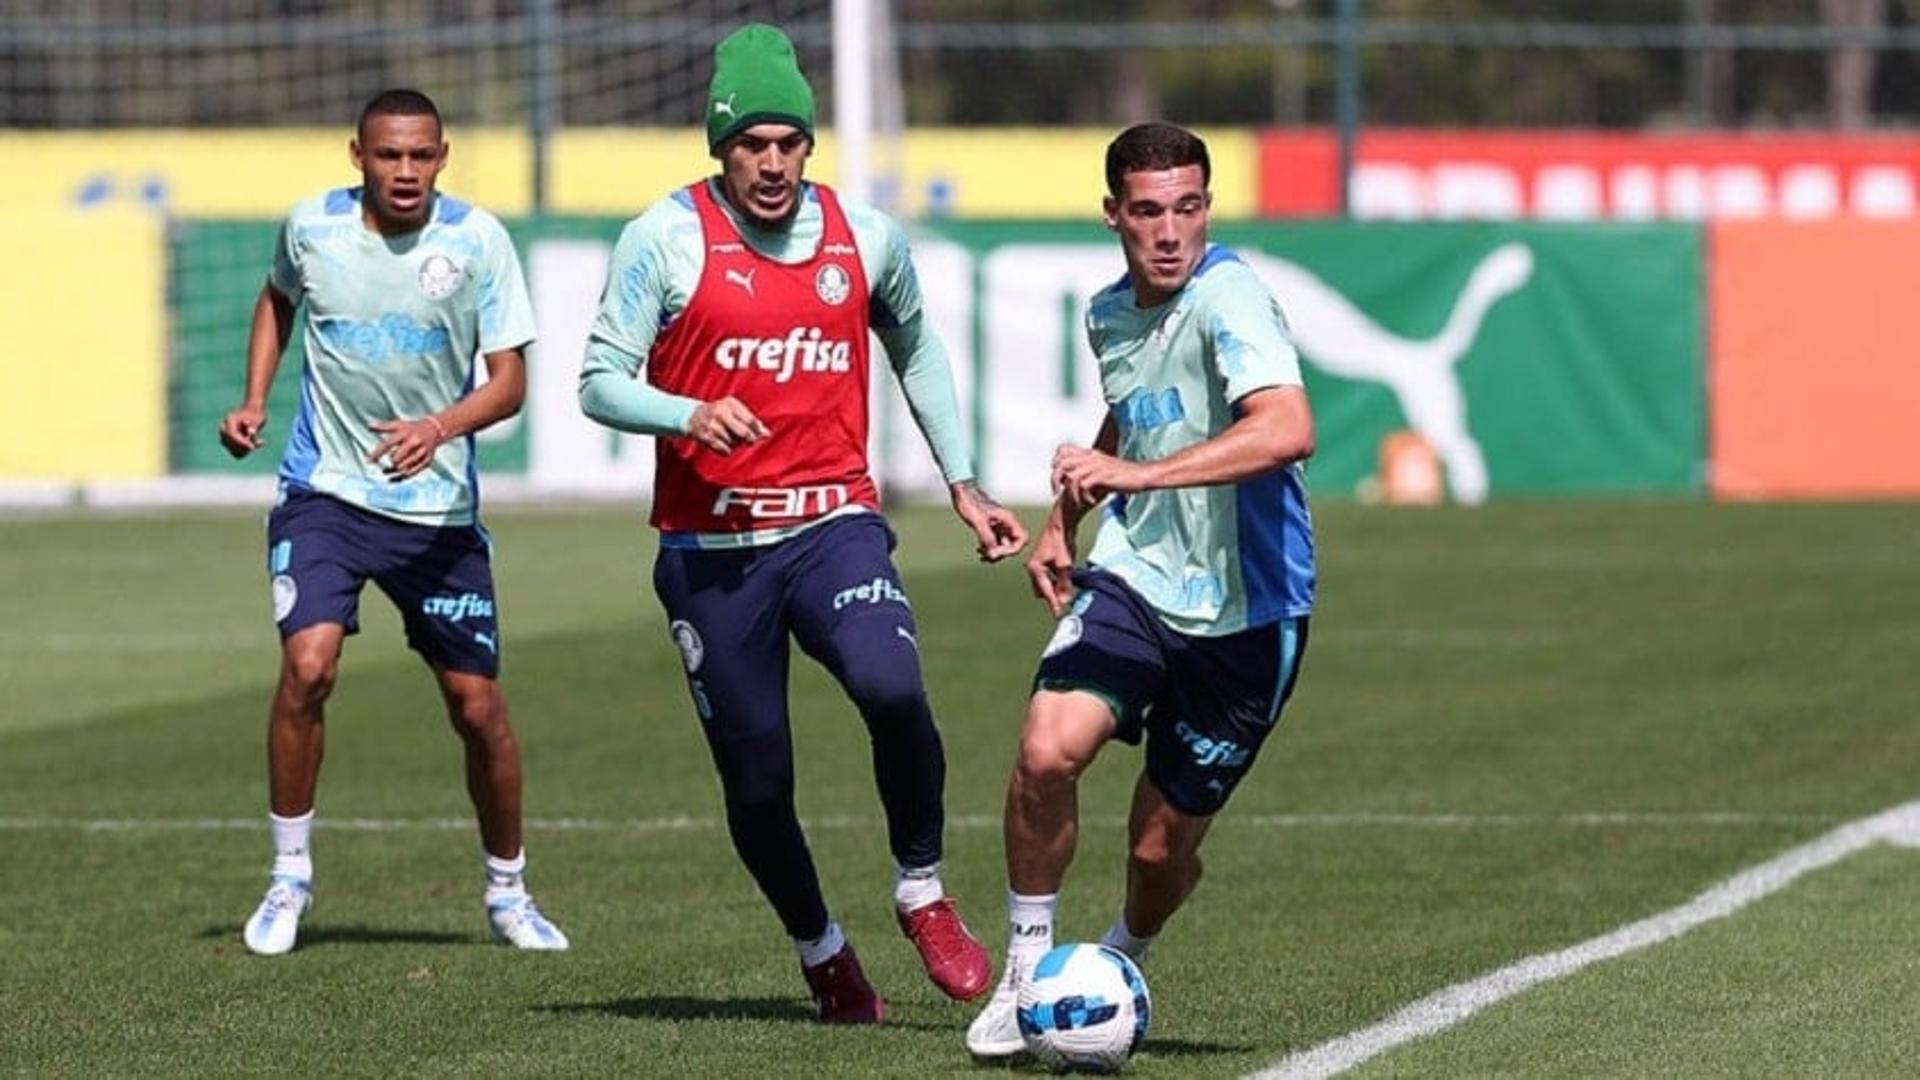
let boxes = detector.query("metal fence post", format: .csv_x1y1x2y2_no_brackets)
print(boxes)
528,0,557,216
1335,0,1361,218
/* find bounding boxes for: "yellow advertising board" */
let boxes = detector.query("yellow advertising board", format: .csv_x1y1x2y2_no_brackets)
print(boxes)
887,127,1256,219
552,126,1256,218
0,129,530,217
0,209,166,479
0,127,1254,220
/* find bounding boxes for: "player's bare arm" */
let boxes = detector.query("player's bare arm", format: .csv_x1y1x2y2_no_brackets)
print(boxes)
1026,502,1082,617
685,396,770,456
1027,415,1114,614
218,284,296,458
368,345,526,480
950,480,1029,563
871,304,1003,555
1052,386,1312,505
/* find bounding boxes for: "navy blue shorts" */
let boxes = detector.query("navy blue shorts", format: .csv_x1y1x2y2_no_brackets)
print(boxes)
265,487,502,677
1034,568,1309,817
652,513,922,743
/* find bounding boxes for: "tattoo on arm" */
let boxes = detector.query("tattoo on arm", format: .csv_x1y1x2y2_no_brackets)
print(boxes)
955,480,1005,512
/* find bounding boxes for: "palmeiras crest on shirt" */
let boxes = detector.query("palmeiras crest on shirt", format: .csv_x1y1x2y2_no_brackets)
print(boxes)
417,254,463,300
669,619,705,673
814,263,852,306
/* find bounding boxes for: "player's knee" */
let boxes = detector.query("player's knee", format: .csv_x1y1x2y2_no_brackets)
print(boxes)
1130,836,1203,889
1014,730,1089,790
279,648,338,703
1128,837,1188,878
1128,831,1169,873
446,693,507,741
842,663,927,721
715,736,797,809
724,775,795,818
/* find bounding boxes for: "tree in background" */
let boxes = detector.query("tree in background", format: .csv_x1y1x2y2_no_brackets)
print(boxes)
1824,0,1887,128
6,0,1920,131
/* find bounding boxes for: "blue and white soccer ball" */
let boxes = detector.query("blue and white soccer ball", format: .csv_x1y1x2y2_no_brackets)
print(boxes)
1016,943,1151,1073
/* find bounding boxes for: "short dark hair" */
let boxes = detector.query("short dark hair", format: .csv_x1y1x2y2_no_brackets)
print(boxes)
1105,122,1210,197
358,88,441,141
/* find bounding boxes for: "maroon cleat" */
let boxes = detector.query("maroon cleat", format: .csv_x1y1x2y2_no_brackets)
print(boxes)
897,897,992,1001
802,943,886,1024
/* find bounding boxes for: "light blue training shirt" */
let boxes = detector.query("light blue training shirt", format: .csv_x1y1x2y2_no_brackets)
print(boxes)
269,188,535,526
1083,244,1317,636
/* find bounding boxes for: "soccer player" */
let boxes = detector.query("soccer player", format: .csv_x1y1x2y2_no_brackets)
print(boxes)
578,24,1027,1023
217,88,567,956
966,122,1316,1056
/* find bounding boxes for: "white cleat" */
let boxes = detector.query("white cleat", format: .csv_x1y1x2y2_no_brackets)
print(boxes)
243,875,312,956
487,893,569,951
966,974,1027,1058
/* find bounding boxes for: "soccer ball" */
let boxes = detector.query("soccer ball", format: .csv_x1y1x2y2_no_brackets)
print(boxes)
1016,943,1151,1073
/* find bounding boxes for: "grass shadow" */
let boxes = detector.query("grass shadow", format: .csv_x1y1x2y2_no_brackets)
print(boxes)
960,1035,1252,1073
540,995,951,1032
1142,1035,1256,1057
541,995,818,1024
200,923,474,948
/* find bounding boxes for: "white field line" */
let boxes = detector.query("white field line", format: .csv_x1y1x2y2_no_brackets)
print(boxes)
0,810,1838,834
1231,811,1834,828
1251,799,1920,1080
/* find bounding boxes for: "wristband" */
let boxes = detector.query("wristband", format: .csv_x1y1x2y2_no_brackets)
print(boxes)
424,415,449,442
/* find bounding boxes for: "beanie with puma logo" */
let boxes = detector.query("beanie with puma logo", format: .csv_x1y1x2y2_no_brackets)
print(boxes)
706,23,815,151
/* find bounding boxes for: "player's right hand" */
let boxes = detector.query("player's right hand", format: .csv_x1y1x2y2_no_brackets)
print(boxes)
218,405,269,459
687,396,769,456
1027,528,1078,617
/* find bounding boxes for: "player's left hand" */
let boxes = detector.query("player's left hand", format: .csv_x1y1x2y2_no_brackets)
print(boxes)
218,404,269,459
1051,445,1150,505
1026,524,1078,616
950,480,1029,563
367,416,446,480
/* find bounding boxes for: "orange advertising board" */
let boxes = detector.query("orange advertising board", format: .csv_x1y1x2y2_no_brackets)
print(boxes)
1710,219,1920,499
1260,129,1920,221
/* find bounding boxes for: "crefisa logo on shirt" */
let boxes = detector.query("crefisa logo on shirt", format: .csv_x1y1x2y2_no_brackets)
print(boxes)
416,253,463,300
713,327,853,383
814,263,851,306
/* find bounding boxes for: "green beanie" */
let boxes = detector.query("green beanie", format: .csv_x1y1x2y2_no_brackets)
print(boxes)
706,23,816,150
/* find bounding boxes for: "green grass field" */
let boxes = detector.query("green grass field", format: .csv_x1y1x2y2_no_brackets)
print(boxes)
3,500,1918,1075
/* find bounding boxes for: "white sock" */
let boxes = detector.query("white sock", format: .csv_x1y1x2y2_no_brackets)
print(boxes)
894,861,945,912
1099,910,1155,963
795,919,847,968
484,849,527,904
1004,890,1058,984
269,810,314,882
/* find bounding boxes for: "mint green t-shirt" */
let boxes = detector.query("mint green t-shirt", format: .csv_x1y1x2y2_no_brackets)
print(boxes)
1084,245,1317,636
269,188,534,527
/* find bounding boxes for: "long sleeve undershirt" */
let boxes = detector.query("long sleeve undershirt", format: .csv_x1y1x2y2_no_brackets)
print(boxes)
578,180,974,484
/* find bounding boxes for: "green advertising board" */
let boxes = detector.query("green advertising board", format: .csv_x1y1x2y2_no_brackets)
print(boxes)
171,215,1702,500
917,219,1704,501
169,217,629,475
1219,220,1704,498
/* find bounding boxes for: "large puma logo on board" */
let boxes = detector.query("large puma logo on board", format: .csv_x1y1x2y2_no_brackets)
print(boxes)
1245,244,1535,504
